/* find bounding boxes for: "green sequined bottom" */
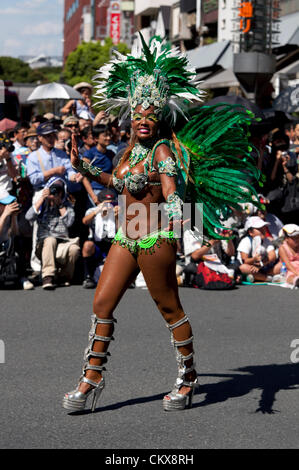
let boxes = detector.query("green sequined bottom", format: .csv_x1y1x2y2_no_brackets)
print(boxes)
112,227,177,255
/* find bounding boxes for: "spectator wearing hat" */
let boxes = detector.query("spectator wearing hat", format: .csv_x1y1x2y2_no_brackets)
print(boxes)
61,82,95,120
62,116,80,137
81,188,119,288
24,127,39,153
26,121,78,194
255,195,283,241
0,190,34,290
25,177,80,290
237,216,280,282
278,224,299,287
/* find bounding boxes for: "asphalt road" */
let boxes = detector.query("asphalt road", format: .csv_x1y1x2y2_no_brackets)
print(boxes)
0,283,299,450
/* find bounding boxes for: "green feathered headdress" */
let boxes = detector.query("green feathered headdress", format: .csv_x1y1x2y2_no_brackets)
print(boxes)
93,33,204,123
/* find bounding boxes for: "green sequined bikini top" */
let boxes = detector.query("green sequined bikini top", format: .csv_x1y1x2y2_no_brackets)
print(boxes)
113,139,177,195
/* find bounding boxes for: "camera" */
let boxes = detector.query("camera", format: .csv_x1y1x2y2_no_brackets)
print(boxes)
50,185,64,196
0,133,15,153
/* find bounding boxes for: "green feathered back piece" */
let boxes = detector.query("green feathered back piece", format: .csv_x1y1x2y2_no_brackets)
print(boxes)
177,104,263,239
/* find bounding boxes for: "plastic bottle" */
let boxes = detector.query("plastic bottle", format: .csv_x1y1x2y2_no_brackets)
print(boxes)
280,262,287,282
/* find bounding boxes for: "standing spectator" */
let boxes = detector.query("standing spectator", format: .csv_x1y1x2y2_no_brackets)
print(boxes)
26,121,77,194
25,177,80,290
82,124,114,206
24,127,40,153
62,116,80,137
79,126,95,155
78,111,93,132
31,115,47,129
11,121,30,154
107,117,121,154
55,128,72,153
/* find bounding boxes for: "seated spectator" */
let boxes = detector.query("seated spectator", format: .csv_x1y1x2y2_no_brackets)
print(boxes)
180,229,236,287
278,224,299,287
81,188,118,288
25,177,80,290
0,190,34,290
83,124,114,206
237,216,280,282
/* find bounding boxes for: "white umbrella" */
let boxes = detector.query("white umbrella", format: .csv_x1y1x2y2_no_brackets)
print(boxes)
27,82,82,101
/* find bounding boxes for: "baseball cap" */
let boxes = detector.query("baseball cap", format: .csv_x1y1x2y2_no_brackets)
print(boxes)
97,189,117,203
244,216,270,231
0,190,16,205
281,224,299,237
37,122,57,136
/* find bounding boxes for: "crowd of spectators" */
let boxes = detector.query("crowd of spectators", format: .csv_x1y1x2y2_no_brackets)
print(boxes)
0,82,299,291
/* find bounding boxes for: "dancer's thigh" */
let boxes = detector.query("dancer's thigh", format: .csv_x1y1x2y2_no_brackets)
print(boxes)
137,241,183,319
93,243,140,316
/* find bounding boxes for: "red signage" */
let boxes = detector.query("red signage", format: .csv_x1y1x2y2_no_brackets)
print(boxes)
110,1,121,44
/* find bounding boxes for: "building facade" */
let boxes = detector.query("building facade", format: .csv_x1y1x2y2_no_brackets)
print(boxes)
63,0,135,63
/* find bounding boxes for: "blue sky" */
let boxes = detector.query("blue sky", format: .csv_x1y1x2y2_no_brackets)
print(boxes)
0,0,64,58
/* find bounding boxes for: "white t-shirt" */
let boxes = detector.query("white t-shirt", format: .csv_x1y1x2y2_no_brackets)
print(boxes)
183,230,202,264
237,235,275,264
85,206,116,241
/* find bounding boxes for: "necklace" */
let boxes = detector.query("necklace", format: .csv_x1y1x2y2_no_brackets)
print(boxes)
128,139,157,169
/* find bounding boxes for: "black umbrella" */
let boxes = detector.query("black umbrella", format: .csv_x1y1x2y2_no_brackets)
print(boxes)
203,94,265,119
273,85,299,114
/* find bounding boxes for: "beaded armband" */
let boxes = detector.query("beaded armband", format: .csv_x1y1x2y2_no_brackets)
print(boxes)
165,192,183,221
72,159,103,177
157,157,177,177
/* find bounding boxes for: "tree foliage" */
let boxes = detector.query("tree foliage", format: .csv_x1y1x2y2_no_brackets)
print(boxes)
0,56,62,84
63,38,130,87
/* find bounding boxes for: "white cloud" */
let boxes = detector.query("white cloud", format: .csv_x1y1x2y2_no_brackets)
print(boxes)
22,22,62,36
1,8,20,14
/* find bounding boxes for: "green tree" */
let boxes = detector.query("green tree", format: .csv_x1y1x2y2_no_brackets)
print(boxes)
0,56,35,82
0,56,62,84
63,38,130,87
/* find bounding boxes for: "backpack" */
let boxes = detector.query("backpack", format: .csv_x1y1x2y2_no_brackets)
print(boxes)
0,238,19,285
194,262,235,290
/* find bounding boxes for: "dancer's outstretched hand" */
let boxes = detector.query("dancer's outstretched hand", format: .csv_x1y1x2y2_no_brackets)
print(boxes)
71,133,80,168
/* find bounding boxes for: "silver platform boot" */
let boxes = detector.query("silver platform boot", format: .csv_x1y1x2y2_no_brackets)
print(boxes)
63,314,116,413
163,315,199,411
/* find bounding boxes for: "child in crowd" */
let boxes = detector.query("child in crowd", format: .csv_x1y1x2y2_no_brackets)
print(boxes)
278,224,299,287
